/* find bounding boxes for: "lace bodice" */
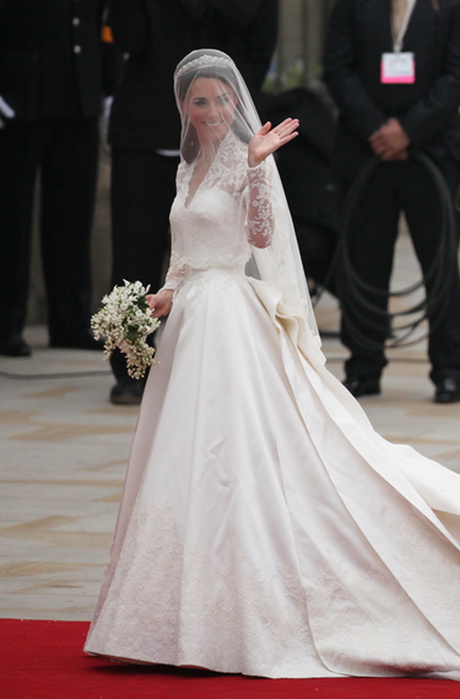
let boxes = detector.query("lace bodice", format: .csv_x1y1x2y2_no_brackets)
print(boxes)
163,136,273,291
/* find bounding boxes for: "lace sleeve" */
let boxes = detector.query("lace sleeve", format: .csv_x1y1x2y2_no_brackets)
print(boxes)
159,250,185,292
158,164,187,293
244,160,274,249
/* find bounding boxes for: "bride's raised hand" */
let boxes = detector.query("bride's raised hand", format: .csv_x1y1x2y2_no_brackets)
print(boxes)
248,118,299,167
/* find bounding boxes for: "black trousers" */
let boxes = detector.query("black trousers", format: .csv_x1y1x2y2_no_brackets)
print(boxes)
0,116,99,341
339,158,460,384
110,147,179,382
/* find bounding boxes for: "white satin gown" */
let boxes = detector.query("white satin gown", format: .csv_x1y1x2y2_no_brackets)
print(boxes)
85,144,460,680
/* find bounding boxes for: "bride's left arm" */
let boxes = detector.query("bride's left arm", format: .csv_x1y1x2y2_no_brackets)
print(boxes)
245,119,299,249
245,160,274,249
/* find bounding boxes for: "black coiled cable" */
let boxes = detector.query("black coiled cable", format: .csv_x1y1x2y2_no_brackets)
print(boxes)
315,152,459,349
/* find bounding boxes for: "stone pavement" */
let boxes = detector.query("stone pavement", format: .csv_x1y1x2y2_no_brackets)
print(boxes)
1,239,460,622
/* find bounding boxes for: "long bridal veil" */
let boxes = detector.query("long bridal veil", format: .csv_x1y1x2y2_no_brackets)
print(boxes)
174,48,325,365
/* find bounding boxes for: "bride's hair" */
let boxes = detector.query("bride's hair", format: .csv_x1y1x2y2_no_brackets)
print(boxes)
175,63,252,163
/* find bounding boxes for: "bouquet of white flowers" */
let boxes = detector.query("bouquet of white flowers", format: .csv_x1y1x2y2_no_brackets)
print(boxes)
91,280,161,379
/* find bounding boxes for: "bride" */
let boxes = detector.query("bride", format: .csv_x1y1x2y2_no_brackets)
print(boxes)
85,49,460,680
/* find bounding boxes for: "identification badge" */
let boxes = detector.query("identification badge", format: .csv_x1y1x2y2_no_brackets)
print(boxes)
381,52,415,84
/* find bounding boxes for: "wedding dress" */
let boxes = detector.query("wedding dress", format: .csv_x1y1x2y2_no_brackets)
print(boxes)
85,49,460,680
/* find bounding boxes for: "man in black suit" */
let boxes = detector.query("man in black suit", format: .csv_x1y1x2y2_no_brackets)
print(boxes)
324,0,460,403
108,0,278,404
0,0,119,356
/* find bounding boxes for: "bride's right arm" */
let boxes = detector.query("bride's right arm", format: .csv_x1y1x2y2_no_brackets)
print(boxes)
147,250,185,318
147,166,187,318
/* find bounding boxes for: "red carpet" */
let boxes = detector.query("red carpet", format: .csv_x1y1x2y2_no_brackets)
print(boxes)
3,618,460,699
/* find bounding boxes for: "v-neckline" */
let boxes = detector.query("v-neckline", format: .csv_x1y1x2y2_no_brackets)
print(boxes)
184,158,212,209
183,133,232,208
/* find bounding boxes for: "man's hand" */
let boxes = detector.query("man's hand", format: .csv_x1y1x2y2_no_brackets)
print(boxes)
369,118,410,161
0,95,15,129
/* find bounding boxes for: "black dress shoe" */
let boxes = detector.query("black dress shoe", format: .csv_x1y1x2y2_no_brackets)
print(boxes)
0,334,32,357
343,376,381,398
434,377,460,404
110,378,145,406
49,334,103,350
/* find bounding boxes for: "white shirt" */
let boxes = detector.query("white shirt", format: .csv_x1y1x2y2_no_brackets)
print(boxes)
393,0,417,51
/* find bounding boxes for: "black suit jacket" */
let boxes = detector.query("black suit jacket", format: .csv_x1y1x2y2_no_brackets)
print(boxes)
323,0,460,181
0,0,114,121
107,0,278,151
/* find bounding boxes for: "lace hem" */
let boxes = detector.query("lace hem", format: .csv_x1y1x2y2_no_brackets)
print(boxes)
86,503,324,676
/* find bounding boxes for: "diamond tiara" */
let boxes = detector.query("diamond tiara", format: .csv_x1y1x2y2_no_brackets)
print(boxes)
175,53,235,81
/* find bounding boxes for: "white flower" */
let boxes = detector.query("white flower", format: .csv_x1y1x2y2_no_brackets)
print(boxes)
91,280,160,379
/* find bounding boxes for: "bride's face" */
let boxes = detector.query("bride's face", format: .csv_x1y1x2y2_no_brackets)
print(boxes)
185,77,238,147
